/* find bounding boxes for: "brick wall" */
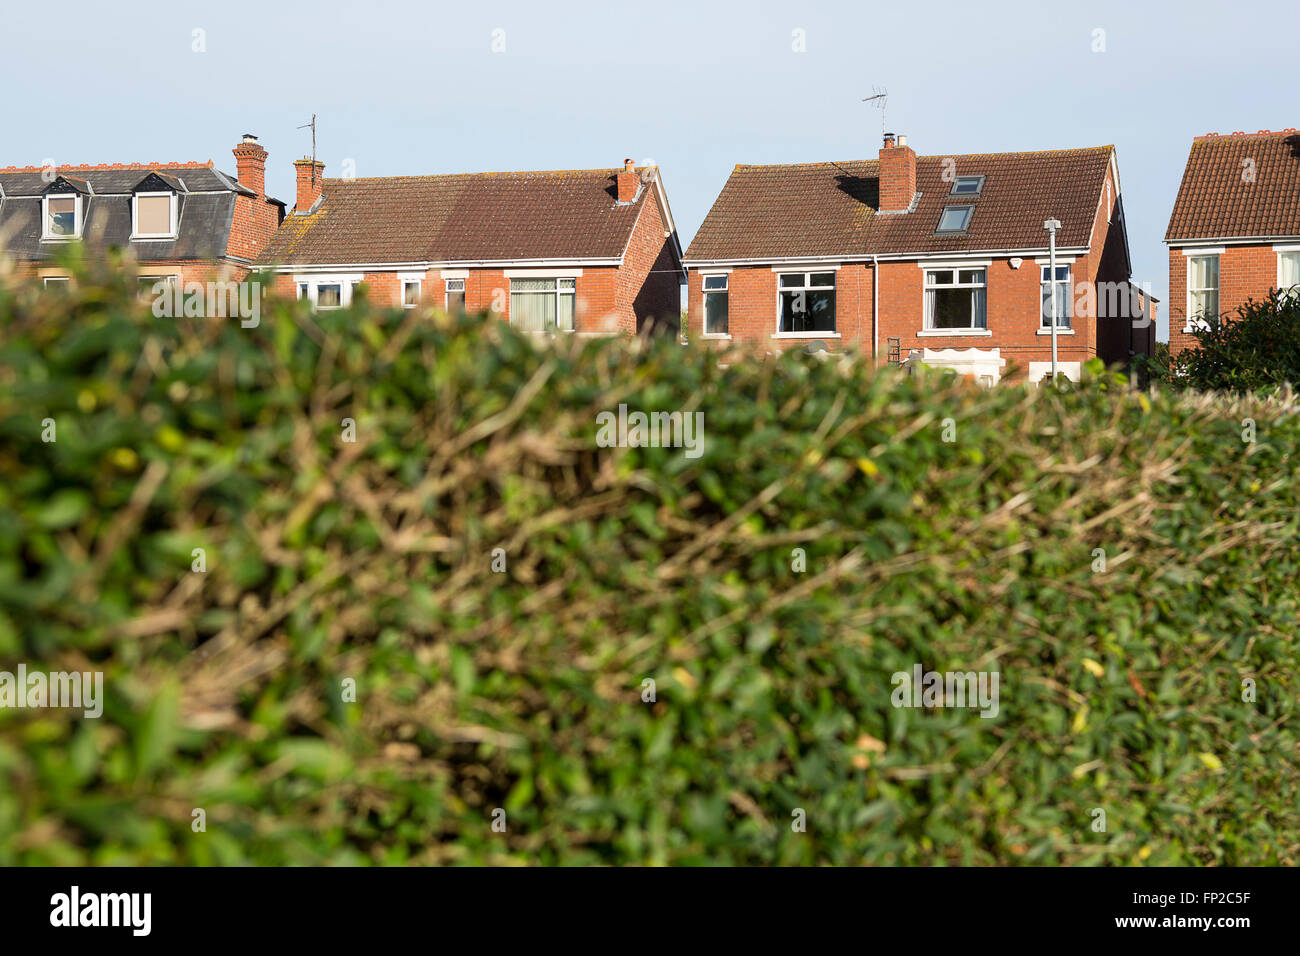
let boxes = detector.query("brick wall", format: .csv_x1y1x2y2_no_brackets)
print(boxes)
271,264,632,334
1167,243,1280,357
616,184,682,335
226,192,281,265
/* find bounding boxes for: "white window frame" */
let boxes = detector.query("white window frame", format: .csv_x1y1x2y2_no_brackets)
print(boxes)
131,191,178,240
397,272,423,309
775,271,837,337
445,277,466,311
508,276,577,332
1277,251,1300,303
135,273,182,303
295,274,364,310
1186,254,1219,332
43,275,71,288
923,267,988,333
1040,264,1072,329
701,273,730,337
401,280,421,308
42,192,83,241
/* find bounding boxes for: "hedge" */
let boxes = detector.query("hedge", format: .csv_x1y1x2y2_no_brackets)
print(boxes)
0,256,1296,865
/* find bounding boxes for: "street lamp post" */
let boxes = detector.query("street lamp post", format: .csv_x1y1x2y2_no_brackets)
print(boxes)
1043,218,1061,383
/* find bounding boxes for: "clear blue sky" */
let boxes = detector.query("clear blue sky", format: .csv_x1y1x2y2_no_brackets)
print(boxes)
4,0,1296,340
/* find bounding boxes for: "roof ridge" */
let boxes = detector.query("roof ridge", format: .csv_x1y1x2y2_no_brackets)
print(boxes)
325,168,626,184
0,160,214,173
734,146,1112,170
1194,128,1299,142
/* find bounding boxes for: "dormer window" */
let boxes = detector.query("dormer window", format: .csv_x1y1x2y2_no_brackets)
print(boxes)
42,194,82,240
950,175,984,197
132,192,177,239
936,204,974,234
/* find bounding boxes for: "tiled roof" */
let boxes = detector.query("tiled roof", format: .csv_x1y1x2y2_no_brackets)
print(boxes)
684,147,1114,261
257,169,652,266
1165,130,1300,242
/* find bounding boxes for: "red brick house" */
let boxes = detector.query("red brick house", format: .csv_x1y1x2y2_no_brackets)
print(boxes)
256,158,683,335
0,134,284,288
1165,129,1300,357
685,134,1153,383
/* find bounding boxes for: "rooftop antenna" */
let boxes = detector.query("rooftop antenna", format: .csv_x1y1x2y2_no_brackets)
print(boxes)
862,88,888,140
297,113,317,184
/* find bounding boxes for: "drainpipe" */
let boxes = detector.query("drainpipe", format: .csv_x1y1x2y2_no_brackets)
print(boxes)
872,254,879,364
1044,218,1062,382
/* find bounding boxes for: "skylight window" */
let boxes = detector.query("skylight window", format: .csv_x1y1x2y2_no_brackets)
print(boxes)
936,205,974,234
950,175,984,196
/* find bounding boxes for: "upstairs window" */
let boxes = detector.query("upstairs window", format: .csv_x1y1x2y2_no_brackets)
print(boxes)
1041,265,1072,328
133,192,176,239
510,277,576,331
1187,255,1219,327
949,175,984,197
778,272,835,334
1278,252,1300,302
936,204,974,234
924,268,987,330
43,194,81,240
445,278,466,312
702,274,729,335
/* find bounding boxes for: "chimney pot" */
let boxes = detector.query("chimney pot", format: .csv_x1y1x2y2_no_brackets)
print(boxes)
232,133,268,199
878,133,916,213
616,159,639,202
293,158,326,213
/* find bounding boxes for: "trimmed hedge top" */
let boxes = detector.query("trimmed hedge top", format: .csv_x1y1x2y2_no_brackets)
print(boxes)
0,259,1296,865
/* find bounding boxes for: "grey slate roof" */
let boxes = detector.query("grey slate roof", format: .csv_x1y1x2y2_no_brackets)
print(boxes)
0,164,258,263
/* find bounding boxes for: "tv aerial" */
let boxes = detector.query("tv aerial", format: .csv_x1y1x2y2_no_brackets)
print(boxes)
862,88,888,138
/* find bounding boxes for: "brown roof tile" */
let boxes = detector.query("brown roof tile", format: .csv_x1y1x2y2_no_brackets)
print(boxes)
1165,130,1300,242
684,147,1114,261
256,168,649,265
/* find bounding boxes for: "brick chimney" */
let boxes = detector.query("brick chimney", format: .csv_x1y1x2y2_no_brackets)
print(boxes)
232,133,268,198
294,157,326,213
878,132,917,213
616,158,639,203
